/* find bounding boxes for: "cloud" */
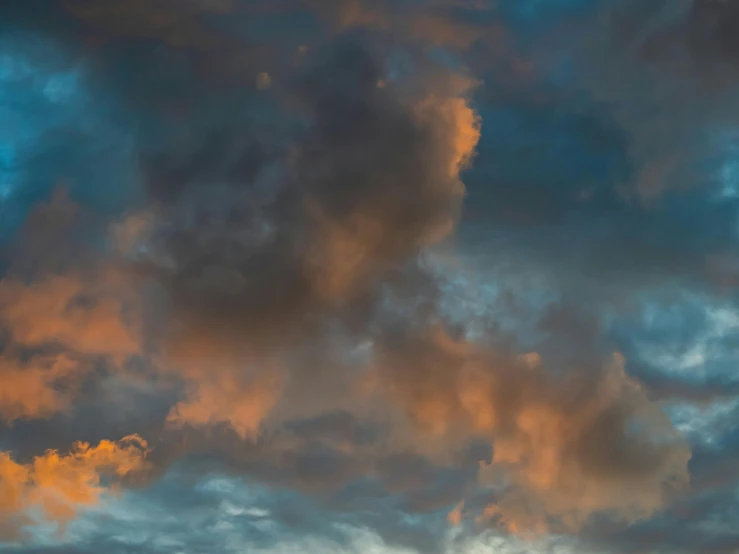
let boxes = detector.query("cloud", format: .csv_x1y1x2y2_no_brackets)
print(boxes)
61,0,237,48
639,0,739,71
123,38,480,437
0,272,140,358
0,354,81,423
165,356,283,439
0,435,149,541
1,1,738,553
0,194,143,424
370,326,690,534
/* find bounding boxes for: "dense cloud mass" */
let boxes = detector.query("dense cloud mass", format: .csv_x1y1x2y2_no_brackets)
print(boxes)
0,435,149,541
1,1,739,553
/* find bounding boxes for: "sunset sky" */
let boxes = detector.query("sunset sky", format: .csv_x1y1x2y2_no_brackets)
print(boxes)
1,1,738,553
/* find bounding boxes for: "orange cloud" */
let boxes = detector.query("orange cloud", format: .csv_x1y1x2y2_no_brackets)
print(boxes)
0,354,81,423
443,97,482,177
416,94,481,181
477,354,691,534
166,370,283,439
0,271,141,359
0,435,149,540
448,501,465,526
306,208,388,302
0,268,142,423
374,329,691,536
162,334,284,438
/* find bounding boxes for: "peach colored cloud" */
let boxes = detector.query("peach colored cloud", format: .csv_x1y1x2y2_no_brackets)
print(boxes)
0,354,81,423
0,435,149,540
448,501,465,526
477,354,691,535
0,269,142,423
161,331,284,438
0,271,141,359
166,367,283,439
416,94,481,180
374,328,691,536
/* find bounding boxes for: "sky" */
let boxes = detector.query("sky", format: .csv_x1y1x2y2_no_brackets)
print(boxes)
0,1,739,553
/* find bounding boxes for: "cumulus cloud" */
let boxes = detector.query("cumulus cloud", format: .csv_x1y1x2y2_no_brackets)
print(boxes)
0,435,149,541
0,193,143,424
367,326,690,534
0,272,140,358
0,354,81,423
122,39,481,437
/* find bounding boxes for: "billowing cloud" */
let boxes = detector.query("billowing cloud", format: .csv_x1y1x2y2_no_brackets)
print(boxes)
0,435,149,541
0,354,80,423
2,1,739,553
124,39,480,437
0,271,140,358
0,195,143,424
369,327,690,534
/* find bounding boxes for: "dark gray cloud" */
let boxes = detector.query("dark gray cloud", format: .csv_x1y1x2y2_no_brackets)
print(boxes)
2,1,739,553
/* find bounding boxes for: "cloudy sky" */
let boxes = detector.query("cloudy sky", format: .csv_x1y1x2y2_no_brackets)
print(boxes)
1,1,739,553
